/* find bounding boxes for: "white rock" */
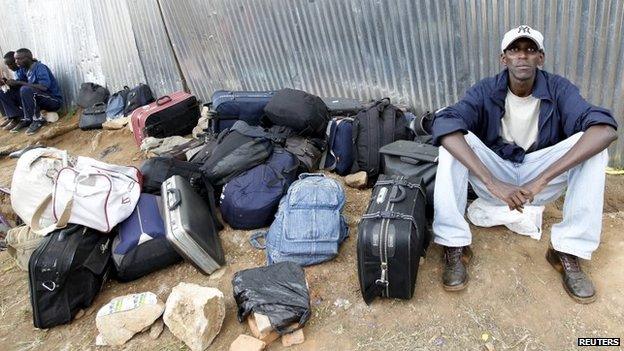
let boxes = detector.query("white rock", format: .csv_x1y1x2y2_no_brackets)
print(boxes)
96,292,165,346
164,282,226,351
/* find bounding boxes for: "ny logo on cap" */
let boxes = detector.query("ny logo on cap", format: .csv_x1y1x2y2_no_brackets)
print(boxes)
518,26,531,34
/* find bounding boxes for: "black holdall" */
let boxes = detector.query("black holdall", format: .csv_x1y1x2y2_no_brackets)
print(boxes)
28,224,111,329
124,83,155,116
379,140,438,219
139,157,223,231
357,175,429,305
351,98,412,180
77,82,110,109
79,102,108,130
263,88,329,137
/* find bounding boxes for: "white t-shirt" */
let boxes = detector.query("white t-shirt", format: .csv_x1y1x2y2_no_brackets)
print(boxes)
500,89,540,150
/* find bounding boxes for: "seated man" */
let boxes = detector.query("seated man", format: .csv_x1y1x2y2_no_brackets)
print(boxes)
0,51,23,129
430,25,618,304
0,48,63,135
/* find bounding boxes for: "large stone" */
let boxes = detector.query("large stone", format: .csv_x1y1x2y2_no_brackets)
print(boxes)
163,283,225,351
345,171,368,189
247,314,280,345
96,292,165,346
281,329,305,347
230,334,266,351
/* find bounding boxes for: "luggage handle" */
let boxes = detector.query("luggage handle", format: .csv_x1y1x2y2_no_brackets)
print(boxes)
156,95,172,106
398,156,421,165
389,185,406,203
167,188,182,210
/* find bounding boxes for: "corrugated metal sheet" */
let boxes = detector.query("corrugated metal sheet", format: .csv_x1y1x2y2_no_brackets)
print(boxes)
0,0,105,108
126,0,184,97
159,0,624,165
90,0,146,93
0,0,622,164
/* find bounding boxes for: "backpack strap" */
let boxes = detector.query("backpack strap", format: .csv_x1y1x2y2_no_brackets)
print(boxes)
298,172,325,180
249,231,266,249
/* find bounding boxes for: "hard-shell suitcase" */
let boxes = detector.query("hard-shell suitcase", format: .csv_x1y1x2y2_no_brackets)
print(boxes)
207,90,276,133
357,175,429,304
379,140,438,219
130,91,200,146
161,175,225,274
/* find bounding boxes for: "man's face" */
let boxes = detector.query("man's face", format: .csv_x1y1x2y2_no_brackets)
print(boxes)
4,57,18,71
500,38,544,82
14,52,32,69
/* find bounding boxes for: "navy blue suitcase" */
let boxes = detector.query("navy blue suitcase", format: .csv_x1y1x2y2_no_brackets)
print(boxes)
207,90,276,133
322,117,355,176
112,194,182,282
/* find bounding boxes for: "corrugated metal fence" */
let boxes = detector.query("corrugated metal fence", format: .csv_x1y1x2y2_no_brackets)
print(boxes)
0,0,622,165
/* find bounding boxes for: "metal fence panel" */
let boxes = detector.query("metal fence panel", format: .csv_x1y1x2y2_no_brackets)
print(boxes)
159,0,624,165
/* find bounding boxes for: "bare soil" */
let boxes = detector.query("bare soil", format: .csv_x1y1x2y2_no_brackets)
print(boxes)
0,113,622,351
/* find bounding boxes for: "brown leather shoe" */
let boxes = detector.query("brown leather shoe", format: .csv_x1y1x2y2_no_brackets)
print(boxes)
546,247,596,304
442,246,473,291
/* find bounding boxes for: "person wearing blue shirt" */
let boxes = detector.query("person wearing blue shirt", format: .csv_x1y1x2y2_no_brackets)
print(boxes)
430,25,618,303
0,48,63,135
0,51,24,130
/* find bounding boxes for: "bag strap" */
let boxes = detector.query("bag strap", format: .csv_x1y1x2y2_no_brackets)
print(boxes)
249,231,266,249
30,194,73,236
298,172,325,180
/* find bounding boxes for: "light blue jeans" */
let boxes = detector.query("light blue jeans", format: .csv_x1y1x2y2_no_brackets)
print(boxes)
433,132,608,259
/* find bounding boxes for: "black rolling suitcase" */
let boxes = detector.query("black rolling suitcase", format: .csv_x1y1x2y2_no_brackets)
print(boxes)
357,175,429,304
28,224,111,328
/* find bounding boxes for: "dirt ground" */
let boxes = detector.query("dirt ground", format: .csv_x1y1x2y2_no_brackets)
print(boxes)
0,112,622,351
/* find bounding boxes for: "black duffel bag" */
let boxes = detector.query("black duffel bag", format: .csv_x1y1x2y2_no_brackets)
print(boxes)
201,121,292,186
28,224,111,329
77,82,110,109
263,88,329,137
379,140,438,220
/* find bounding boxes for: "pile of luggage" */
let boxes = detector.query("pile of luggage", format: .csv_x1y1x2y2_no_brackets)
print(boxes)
6,85,444,330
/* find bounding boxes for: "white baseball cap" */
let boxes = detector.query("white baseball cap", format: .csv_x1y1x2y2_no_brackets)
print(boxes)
501,25,544,53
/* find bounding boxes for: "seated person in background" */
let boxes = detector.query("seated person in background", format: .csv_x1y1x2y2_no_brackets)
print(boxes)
0,48,63,135
0,51,23,129
430,25,618,304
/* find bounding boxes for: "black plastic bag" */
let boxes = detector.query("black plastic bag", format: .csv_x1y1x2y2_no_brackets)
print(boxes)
232,261,311,334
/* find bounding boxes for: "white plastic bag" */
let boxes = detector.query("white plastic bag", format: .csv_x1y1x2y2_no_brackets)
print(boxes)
467,198,544,239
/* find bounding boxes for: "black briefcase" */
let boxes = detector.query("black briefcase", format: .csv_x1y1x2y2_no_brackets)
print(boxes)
79,102,108,130
357,175,429,304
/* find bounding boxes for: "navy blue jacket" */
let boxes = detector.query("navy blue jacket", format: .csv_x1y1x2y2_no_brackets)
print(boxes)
16,62,63,102
431,69,618,163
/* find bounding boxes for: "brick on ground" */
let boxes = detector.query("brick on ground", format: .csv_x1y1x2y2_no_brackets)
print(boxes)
229,334,266,351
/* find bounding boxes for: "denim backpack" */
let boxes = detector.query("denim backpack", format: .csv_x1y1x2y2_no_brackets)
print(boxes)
220,148,299,230
106,86,130,119
250,173,349,266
